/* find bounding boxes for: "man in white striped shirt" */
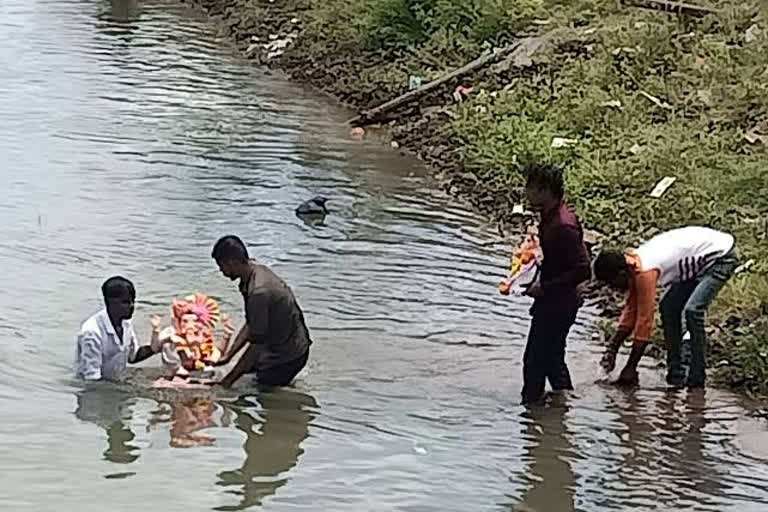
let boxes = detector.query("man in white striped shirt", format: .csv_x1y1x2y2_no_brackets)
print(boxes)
594,226,739,389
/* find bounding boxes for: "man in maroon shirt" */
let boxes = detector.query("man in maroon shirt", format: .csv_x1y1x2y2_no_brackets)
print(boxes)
521,163,591,404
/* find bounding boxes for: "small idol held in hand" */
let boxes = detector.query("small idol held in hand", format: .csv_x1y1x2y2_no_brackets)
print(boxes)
499,234,542,296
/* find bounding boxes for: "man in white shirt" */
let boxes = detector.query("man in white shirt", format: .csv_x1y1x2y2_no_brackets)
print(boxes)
75,276,161,381
594,226,738,389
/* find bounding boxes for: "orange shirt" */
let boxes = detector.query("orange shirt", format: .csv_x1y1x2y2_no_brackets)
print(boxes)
617,253,660,342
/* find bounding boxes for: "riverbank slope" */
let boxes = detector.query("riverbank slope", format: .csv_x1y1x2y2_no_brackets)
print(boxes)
185,0,768,393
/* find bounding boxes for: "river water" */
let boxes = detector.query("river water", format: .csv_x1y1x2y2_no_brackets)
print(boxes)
2,0,768,510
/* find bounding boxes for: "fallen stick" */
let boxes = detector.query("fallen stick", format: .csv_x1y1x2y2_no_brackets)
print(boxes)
348,35,550,125
620,0,718,17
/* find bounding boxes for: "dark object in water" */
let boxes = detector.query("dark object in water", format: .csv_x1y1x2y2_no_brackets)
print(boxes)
296,196,329,216
296,196,329,226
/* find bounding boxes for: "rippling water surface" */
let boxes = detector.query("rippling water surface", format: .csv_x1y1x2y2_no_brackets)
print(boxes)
2,1,768,511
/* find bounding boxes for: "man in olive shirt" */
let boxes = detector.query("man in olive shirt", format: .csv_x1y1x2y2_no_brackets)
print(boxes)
212,235,311,388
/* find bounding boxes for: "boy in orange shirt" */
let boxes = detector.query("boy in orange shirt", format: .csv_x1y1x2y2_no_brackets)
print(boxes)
594,227,738,388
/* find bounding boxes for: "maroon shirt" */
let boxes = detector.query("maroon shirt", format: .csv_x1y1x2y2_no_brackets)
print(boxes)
538,201,591,297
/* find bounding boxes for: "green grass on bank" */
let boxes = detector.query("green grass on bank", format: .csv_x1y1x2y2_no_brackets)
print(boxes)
437,2,768,392
212,0,768,392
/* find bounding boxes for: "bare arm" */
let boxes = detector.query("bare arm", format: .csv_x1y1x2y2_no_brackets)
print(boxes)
218,289,271,387
220,343,264,388
217,324,248,365
132,345,157,364
130,315,162,364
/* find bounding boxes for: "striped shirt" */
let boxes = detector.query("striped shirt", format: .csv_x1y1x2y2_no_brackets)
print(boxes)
618,227,734,342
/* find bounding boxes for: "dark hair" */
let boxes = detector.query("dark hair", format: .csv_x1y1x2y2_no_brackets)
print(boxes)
211,235,249,262
101,276,135,301
524,162,565,200
593,250,628,282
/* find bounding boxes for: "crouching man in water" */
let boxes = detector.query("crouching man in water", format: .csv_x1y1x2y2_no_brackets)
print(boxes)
211,235,312,389
595,226,739,389
521,163,591,405
76,276,161,381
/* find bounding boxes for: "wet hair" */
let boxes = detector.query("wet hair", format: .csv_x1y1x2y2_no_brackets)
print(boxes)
211,235,249,262
593,250,629,282
101,276,135,301
523,162,565,200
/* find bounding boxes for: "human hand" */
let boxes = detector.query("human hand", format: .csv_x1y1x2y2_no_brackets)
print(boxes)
222,314,234,339
212,356,230,367
151,314,162,332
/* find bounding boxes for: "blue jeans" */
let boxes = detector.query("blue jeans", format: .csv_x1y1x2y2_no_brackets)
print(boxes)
659,250,739,387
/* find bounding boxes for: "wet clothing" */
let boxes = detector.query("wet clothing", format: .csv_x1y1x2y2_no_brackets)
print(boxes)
256,349,309,387
75,309,138,381
522,202,590,404
239,261,311,377
521,295,579,403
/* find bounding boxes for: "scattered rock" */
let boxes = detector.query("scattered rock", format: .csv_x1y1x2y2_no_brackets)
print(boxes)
583,229,604,248
639,90,672,110
600,100,622,109
491,37,552,72
350,126,365,139
745,24,761,43
745,125,767,145
551,137,578,148
649,176,676,198
735,259,755,275
390,140,400,149
696,89,713,106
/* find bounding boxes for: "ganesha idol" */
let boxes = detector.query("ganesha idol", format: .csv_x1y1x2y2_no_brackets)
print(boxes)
498,234,542,296
152,293,234,381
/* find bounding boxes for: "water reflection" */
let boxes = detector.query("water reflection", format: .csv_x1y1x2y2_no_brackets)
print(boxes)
606,389,729,509
74,386,139,464
513,404,575,512
105,0,140,22
149,396,230,448
216,389,318,511
660,391,727,505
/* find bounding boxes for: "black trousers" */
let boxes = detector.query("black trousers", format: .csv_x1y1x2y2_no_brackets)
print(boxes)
257,350,309,387
521,296,579,404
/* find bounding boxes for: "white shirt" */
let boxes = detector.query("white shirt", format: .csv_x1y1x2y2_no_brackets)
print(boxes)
75,309,138,381
635,226,734,287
